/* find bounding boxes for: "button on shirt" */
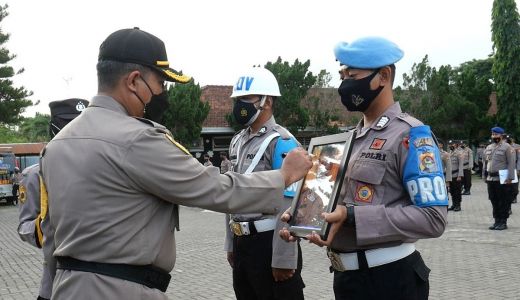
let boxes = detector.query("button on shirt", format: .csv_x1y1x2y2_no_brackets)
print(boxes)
330,102,447,252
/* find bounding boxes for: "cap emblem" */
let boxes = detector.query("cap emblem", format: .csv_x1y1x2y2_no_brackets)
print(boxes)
76,101,86,112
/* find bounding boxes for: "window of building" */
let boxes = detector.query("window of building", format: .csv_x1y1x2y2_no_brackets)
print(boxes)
213,136,233,151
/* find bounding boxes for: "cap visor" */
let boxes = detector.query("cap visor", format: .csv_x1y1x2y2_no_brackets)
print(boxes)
156,67,192,83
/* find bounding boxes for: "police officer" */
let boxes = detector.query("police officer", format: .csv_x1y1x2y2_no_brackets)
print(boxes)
219,152,232,174
225,67,305,300
438,141,452,189
460,141,473,195
475,142,486,175
281,37,448,300
10,167,22,205
447,140,464,211
41,28,312,299
482,127,516,230
17,98,88,300
504,135,519,203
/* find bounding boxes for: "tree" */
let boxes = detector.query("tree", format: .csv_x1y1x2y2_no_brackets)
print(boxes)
19,113,50,142
265,57,316,132
307,70,340,134
162,80,210,146
491,0,520,137
0,4,33,125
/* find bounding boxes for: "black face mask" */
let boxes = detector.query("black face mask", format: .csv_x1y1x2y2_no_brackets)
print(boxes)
461,145,466,149
135,76,169,124
449,146,455,151
492,137,501,144
338,70,384,112
232,97,263,126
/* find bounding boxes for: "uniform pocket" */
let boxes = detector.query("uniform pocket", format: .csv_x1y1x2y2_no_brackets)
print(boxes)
349,160,387,204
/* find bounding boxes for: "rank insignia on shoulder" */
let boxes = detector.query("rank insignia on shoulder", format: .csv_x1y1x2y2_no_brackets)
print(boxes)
165,134,191,156
376,116,389,128
259,126,267,134
369,138,386,150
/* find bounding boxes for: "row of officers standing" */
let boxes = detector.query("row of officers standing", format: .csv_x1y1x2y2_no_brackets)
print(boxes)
439,127,520,230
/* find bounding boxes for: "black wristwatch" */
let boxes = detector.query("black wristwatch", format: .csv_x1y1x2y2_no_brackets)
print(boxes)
344,205,356,228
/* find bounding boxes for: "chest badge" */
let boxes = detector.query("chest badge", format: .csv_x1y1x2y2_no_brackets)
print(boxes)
376,116,389,128
369,138,387,150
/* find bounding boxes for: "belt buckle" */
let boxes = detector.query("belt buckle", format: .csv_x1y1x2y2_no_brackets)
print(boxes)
230,222,243,236
327,249,346,272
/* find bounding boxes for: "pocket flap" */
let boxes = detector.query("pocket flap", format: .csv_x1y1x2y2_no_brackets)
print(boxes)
350,160,386,185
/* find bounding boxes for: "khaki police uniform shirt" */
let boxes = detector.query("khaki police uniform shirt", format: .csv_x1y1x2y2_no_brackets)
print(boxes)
461,147,473,170
440,150,452,182
511,142,520,171
42,95,286,299
220,159,233,174
450,148,465,179
17,164,55,299
483,141,516,181
330,102,447,252
224,116,298,269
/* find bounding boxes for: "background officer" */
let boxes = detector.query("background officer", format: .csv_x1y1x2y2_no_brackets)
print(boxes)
460,141,473,195
219,152,232,174
41,28,312,300
281,36,448,300
438,141,452,190
504,134,519,203
448,140,464,211
17,98,88,300
482,127,516,230
225,67,305,300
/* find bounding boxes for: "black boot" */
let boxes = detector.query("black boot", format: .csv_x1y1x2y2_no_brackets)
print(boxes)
453,206,461,212
448,206,455,211
494,219,508,230
489,220,498,230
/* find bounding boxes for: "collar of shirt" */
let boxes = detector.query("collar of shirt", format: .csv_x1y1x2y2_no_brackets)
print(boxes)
89,95,129,116
246,115,277,139
354,102,402,139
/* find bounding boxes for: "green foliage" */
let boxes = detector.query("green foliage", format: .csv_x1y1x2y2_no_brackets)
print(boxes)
19,113,50,142
265,57,315,132
307,96,340,134
0,4,33,125
491,0,520,137
396,55,494,144
162,80,210,146
0,124,25,143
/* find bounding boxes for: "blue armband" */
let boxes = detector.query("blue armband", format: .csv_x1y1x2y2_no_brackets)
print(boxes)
272,137,299,197
403,125,449,207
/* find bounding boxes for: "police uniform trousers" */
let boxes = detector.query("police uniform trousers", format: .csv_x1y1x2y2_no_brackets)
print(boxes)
232,230,305,300
450,180,463,208
463,169,472,193
333,251,429,300
487,181,513,222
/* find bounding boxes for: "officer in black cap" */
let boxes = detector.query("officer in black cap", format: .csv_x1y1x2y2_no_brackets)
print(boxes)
18,98,88,300
40,28,311,299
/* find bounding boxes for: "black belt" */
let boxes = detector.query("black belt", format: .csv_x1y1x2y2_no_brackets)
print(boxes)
56,256,171,292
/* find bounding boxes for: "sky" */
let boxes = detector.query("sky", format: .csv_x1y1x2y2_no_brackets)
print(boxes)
2,0,514,117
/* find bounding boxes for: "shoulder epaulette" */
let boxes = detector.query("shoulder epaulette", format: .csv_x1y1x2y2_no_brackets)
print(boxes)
397,113,423,127
133,117,156,127
272,125,295,140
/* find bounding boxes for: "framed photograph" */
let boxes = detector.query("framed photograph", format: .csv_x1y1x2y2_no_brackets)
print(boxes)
288,131,355,240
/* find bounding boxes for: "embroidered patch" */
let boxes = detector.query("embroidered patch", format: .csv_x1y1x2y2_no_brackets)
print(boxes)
355,184,374,203
413,137,434,148
376,116,389,128
418,151,438,173
369,138,387,150
402,136,410,150
19,185,26,204
165,134,191,155
360,152,387,161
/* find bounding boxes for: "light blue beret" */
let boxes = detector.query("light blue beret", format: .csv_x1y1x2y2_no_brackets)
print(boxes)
334,36,404,69
491,126,504,134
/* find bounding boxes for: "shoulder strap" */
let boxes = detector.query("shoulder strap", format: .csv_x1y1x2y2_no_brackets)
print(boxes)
244,132,280,174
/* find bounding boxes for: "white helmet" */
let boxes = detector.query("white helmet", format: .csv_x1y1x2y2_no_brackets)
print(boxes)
230,67,281,98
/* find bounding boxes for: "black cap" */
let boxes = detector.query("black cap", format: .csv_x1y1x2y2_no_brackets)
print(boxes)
49,98,89,119
98,27,191,83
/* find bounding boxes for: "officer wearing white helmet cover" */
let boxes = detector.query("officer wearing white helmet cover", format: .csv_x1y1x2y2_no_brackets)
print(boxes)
225,67,305,300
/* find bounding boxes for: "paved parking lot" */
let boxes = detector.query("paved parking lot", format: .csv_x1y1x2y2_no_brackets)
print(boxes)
1,178,519,299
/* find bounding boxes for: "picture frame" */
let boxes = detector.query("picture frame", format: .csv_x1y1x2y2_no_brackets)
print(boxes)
288,131,356,240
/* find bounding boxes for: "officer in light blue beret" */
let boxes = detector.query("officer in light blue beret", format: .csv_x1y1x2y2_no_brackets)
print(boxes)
280,36,448,300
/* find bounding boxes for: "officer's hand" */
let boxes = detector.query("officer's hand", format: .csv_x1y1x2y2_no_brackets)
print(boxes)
280,148,313,187
279,209,300,243
505,179,512,185
457,176,462,182
227,251,234,268
307,206,347,247
272,268,295,282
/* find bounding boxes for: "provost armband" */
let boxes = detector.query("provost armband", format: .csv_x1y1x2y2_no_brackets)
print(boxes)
403,125,449,207
272,137,299,197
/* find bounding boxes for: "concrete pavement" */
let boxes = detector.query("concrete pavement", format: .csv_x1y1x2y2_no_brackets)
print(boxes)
0,177,519,299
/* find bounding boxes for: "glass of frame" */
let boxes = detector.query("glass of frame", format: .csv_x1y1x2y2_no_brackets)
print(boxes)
288,131,355,240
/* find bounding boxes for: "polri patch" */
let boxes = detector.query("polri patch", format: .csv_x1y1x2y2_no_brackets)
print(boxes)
355,184,374,203
369,138,386,150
